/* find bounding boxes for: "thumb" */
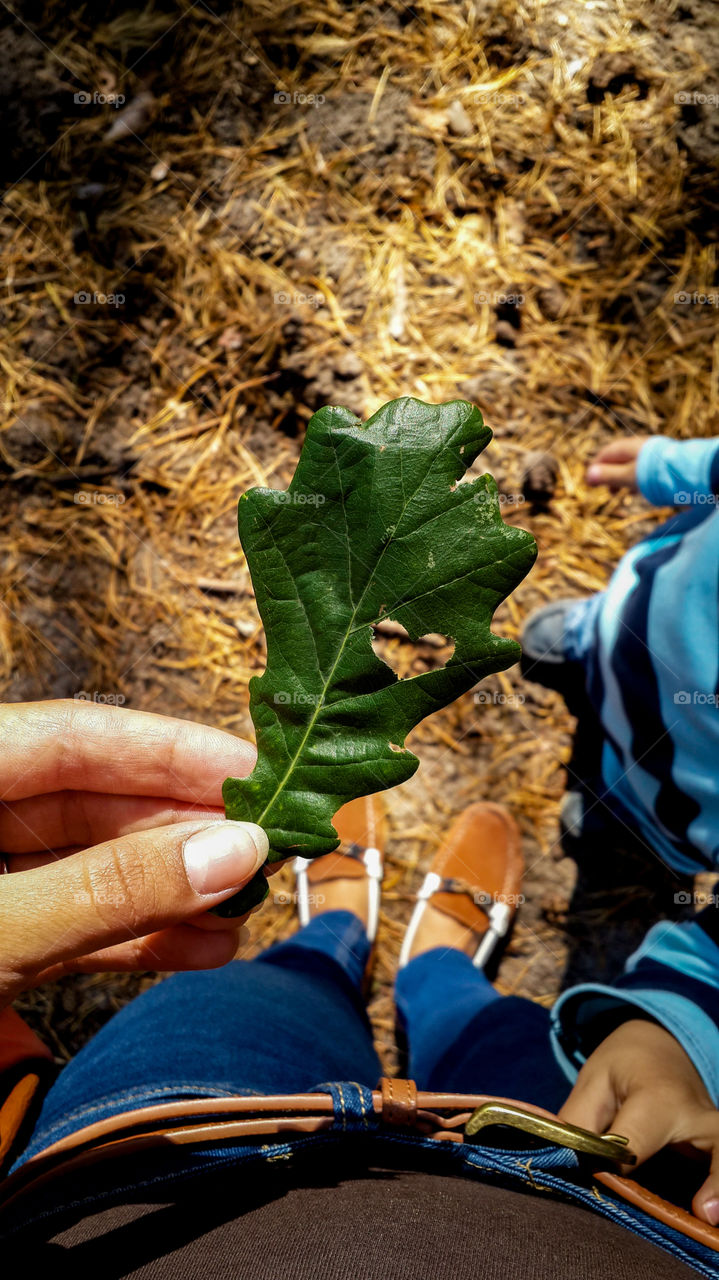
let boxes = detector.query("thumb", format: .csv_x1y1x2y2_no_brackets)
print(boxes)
694,1168,719,1228
689,1113,719,1226
0,819,268,996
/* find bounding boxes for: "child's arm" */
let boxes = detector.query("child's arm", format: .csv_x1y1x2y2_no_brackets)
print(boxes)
636,436,719,507
550,905,719,1219
587,434,719,506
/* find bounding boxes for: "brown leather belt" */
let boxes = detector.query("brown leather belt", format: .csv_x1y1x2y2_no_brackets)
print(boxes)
1,1076,718,1252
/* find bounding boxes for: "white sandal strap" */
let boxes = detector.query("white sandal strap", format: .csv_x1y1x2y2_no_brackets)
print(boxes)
292,846,383,943
398,871,513,969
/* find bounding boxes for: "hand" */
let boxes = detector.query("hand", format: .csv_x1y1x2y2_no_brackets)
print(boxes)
0,700,267,1013
559,1019,719,1225
586,437,649,492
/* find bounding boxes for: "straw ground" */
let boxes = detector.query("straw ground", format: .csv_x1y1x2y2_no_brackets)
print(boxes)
2,0,718,1068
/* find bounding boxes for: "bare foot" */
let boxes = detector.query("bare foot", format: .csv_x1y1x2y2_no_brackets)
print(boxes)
407,900,484,961
304,852,370,929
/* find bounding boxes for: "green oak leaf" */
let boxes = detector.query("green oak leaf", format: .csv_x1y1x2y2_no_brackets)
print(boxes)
215,396,536,916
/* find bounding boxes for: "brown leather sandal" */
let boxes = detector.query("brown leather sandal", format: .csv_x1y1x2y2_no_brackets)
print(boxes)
293,794,386,943
399,802,524,969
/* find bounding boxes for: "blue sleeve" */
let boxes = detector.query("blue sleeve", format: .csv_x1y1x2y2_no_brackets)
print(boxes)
550,914,719,1105
636,436,719,507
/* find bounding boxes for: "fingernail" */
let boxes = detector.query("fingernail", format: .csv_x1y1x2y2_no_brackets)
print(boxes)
586,465,601,483
702,1197,719,1226
183,822,269,895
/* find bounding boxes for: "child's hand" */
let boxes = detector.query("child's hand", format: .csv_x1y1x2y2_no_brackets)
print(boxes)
586,437,649,491
559,1019,719,1224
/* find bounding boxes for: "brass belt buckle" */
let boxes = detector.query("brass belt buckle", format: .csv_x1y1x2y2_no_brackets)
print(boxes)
464,1102,636,1168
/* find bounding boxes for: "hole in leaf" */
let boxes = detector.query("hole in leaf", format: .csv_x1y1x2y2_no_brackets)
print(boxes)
371,621,455,678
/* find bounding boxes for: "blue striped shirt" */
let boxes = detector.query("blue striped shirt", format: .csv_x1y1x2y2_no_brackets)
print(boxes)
553,438,719,1098
574,435,719,876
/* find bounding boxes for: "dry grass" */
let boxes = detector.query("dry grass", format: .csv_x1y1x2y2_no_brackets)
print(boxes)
2,0,718,1069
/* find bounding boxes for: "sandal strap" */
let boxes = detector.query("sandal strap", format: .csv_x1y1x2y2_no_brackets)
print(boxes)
417,871,511,929
295,843,382,880
337,841,383,875
292,844,382,941
399,870,513,970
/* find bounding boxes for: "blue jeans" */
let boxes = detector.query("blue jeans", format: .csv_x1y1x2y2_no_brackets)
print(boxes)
8,913,719,1275
15,910,568,1165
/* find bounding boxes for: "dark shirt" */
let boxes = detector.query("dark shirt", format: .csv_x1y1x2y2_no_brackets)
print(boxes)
7,1162,699,1279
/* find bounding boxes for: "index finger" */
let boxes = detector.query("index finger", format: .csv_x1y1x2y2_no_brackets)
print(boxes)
607,1091,675,1167
592,437,646,465
0,700,256,804
558,1073,617,1135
